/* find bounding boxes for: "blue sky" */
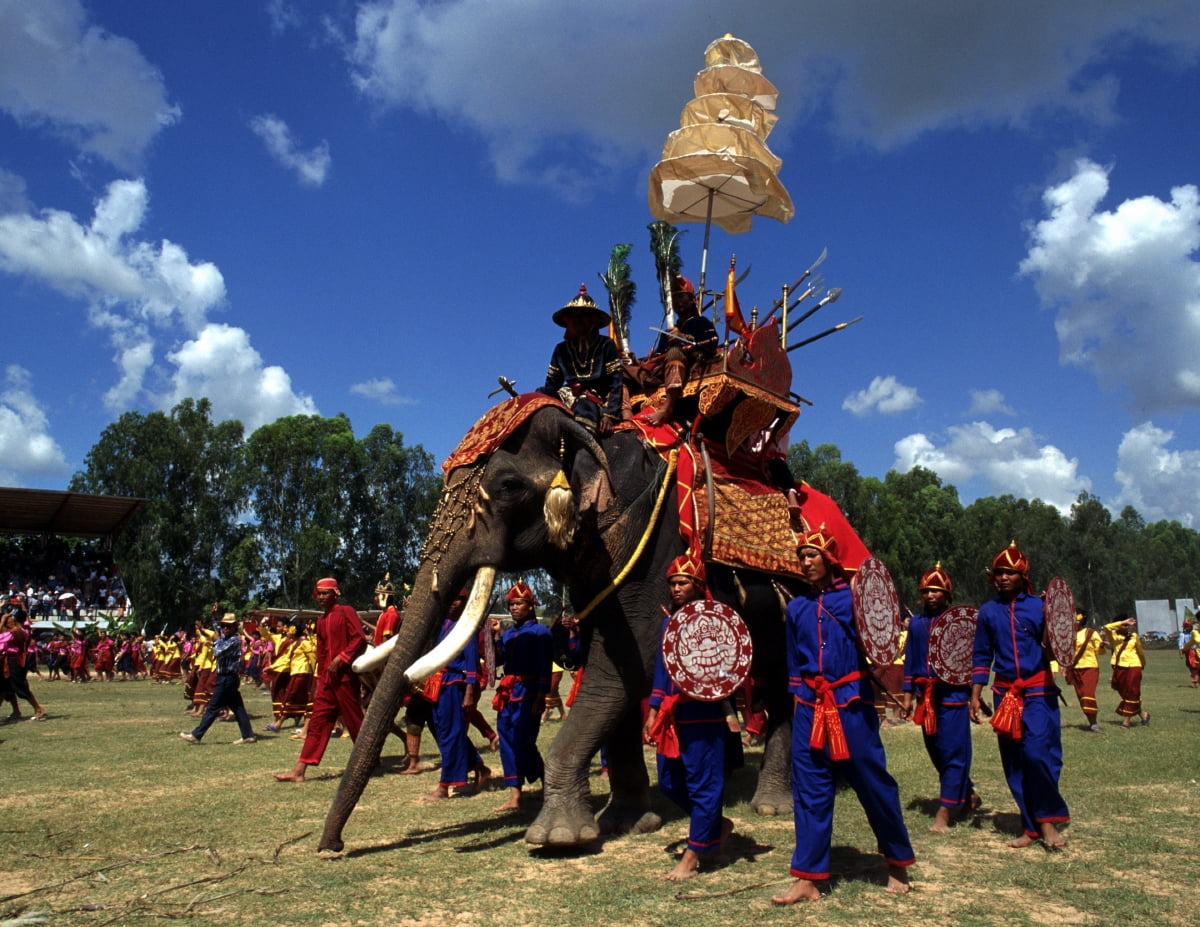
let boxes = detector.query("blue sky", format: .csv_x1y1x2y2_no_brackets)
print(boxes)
1,0,1198,528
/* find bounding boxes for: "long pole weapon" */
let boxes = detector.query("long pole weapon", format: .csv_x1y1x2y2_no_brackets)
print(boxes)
786,316,862,352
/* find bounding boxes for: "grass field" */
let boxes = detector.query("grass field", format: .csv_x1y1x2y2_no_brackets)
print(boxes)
1,649,1197,927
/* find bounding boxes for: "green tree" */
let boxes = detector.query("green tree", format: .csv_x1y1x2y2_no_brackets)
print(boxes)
69,398,247,628
344,424,440,597
242,414,362,607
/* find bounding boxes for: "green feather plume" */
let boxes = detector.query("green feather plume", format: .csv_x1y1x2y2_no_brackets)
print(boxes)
598,243,636,352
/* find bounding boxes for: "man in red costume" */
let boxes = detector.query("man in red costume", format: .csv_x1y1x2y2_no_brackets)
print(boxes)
274,578,367,782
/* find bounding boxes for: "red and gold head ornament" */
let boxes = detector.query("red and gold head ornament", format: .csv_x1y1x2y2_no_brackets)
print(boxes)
989,541,1032,591
506,581,540,606
798,523,841,570
666,552,706,587
919,562,953,597
314,577,341,596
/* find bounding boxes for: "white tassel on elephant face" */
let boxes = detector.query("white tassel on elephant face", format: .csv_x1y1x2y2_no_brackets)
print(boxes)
544,468,577,550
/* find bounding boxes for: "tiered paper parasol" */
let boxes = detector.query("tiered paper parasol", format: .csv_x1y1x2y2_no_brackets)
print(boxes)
648,34,794,279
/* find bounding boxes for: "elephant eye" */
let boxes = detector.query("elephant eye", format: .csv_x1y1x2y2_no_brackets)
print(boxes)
496,475,527,496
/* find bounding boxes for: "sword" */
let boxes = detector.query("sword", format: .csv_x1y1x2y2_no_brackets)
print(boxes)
648,327,696,345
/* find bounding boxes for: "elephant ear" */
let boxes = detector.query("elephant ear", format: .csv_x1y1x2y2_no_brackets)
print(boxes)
559,417,615,523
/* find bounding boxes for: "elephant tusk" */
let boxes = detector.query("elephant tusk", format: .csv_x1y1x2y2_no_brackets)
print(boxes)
403,566,497,683
351,633,397,674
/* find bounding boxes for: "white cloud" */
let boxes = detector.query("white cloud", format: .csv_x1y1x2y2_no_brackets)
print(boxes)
0,365,69,483
0,178,315,428
842,375,921,417
1020,158,1200,415
249,114,332,187
1114,422,1199,528
267,0,302,34
0,178,225,334
0,0,180,171
345,1,1200,193
894,421,1090,513
967,389,1016,416
350,377,417,406
163,324,318,433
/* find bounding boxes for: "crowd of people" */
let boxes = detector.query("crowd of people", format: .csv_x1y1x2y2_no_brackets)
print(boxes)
3,538,129,620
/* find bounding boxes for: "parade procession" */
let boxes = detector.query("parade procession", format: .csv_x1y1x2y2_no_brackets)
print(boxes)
2,10,1199,927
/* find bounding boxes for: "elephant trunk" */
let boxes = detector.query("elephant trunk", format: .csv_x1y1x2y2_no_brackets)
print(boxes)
319,467,492,853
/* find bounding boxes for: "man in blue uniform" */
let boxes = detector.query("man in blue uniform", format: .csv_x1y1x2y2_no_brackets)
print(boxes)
490,581,552,811
421,589,490,802
774,525,914,905
643,553,734,881
969,541,1069,849
902,563,978,832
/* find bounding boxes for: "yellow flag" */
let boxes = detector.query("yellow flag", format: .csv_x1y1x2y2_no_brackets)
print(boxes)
724,261,748,335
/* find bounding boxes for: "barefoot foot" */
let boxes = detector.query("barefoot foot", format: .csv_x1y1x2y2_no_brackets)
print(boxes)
772,878,821,905
886,864,911,894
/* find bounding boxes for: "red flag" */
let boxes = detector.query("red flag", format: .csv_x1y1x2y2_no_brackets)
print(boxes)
724,260,748,336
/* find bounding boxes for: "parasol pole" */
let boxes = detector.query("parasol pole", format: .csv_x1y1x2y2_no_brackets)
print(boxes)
698,187,715,321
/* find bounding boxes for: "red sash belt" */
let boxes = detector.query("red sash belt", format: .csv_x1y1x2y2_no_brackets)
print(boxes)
990,669,1054,740
491,674,515,711
802,671,862,761
419,669,443,703
648,693,682,759
913,676,937,735
490,674,539,711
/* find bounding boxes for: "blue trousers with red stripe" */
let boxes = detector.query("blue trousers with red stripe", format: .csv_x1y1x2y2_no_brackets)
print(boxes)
789,699,914,880
991,691,1069,836
657,718,726,855
922,701,974,810
431,682,483,787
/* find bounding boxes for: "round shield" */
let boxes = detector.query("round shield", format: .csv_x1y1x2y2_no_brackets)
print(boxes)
662,599,753,702
929,605,978,686
1043,576,1077,668
852,558,901,666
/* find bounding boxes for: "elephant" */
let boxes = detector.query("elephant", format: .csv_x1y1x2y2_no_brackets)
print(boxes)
318,394,819,853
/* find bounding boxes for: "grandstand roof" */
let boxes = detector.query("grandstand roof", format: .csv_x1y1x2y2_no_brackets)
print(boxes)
0,488,147,540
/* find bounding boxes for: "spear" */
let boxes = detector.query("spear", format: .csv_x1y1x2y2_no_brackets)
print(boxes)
786,315,863,352
786,287,843,334
770,247,828,314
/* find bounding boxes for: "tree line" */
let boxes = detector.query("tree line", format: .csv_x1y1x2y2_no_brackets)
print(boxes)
67,399,1197,628
787,440,1199,620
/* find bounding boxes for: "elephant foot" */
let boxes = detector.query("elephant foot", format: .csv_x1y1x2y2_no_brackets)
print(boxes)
750,785,791,817
595,797,662,837
525,798,601,847
317,835,345,854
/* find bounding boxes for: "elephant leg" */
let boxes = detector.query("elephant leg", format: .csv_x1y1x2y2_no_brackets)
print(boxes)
595,701,661,837
525,699,604,846
752,707,794,816
526,669,658,846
